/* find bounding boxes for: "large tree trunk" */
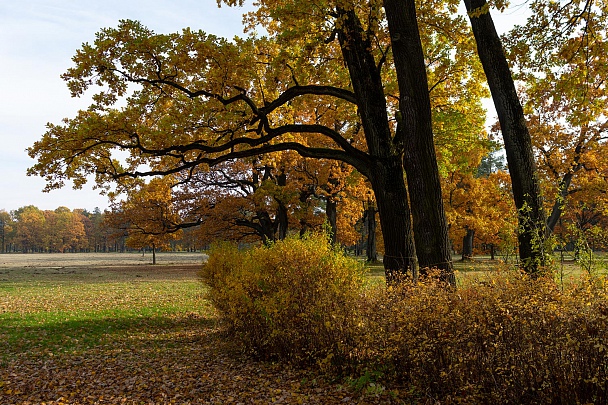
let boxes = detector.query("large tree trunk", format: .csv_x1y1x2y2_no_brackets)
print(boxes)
369,158,417,281
383,0,454,284
337,8,417,280
464,0,548,275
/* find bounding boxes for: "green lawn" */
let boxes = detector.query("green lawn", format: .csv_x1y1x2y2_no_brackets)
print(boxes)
0,265,213,363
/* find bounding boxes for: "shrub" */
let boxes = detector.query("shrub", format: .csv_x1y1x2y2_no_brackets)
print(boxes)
375,272,608,403
202,244,608,403
200,233,366,368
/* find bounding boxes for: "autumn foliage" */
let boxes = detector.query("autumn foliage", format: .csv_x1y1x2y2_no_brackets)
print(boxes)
202,234,608,403
200,233,366,367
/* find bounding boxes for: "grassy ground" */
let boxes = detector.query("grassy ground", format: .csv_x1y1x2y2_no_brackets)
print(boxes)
0,253,403,404
2,251,606,404
365,252,608,281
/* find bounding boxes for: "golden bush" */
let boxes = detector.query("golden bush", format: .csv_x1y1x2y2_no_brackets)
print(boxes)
373,272,608,403
200,233,367,368
203,245,608,403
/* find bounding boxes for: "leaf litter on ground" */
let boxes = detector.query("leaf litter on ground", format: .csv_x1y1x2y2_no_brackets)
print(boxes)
1,263,405,404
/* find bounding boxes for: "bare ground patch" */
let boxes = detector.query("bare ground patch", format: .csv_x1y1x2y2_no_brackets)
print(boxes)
0,252,206,283
0,252,205,268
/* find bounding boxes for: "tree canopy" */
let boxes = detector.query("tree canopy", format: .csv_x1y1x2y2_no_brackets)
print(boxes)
29,0,493,282
27,0,608,277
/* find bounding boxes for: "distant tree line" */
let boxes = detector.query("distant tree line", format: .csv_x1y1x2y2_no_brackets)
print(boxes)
0,206,200,253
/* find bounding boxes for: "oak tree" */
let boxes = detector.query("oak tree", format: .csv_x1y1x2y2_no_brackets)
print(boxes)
504,0,608,238
28,1,486,282
106,177,183,263
463,0,549,274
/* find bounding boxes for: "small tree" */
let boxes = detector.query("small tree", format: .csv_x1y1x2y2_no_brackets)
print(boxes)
107,178,183,264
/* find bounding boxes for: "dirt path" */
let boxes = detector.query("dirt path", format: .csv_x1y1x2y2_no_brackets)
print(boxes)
0,252,206,268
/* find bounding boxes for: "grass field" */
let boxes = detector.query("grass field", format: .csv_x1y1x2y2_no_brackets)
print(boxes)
0,252,402,404
364,253,608,288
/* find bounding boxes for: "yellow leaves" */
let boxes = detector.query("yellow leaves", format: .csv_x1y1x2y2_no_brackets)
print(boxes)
3,388,24,396
502,2,608,242
106,177,182,250
467,3,491,18
201,233,366,366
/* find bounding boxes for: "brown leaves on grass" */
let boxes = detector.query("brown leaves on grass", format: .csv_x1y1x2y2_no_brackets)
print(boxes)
1,317,400,404
0,264,404,405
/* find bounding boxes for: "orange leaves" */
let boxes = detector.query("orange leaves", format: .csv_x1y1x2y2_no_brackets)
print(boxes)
107,177,183,251
502,1,608,241
10,206,91,253
444,169,517,255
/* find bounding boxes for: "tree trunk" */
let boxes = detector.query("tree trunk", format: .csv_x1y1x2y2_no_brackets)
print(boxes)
383,0,454,284
546,172,573,233
337,8,417,280
249,211,276,243
365,200,377,262
299,220,308,238
462,228,475,260
464,0,548,275
152,242,156,265
326,198,338,245
369,158,417,281
275,172,289,240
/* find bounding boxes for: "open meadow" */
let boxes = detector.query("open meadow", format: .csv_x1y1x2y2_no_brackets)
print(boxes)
0,252,402,404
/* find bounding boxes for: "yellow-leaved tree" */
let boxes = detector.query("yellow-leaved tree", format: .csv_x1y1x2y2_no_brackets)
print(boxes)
106,177,183,264
503,0,608,246
28,0,498,283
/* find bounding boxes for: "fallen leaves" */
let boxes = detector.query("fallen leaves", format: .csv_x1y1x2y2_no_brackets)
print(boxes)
1,265,405,404
1,324,400,404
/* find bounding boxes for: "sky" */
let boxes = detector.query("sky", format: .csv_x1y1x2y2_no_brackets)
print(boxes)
0,0,249,213
0,1,528,214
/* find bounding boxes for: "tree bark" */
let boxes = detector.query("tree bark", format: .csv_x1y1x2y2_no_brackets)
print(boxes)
337,8,417,280
464,0,548,275
383,0,454,284
546,172,573,233
326,198,338,245
365,200,377,262
369,158,417,281
276,172,289,240
462,228,475,260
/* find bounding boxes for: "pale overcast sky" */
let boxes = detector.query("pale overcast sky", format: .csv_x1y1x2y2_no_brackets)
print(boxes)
0,0,249,212
0,1,526,213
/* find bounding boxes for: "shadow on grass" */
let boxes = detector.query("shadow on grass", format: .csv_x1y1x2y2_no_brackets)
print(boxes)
0,310,218,362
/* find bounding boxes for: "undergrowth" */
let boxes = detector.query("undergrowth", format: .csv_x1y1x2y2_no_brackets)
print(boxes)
200,234,366,368
202,233,608,404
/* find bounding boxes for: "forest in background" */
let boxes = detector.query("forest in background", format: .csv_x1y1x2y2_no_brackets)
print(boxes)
2,155,608,258
0,206,200,253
